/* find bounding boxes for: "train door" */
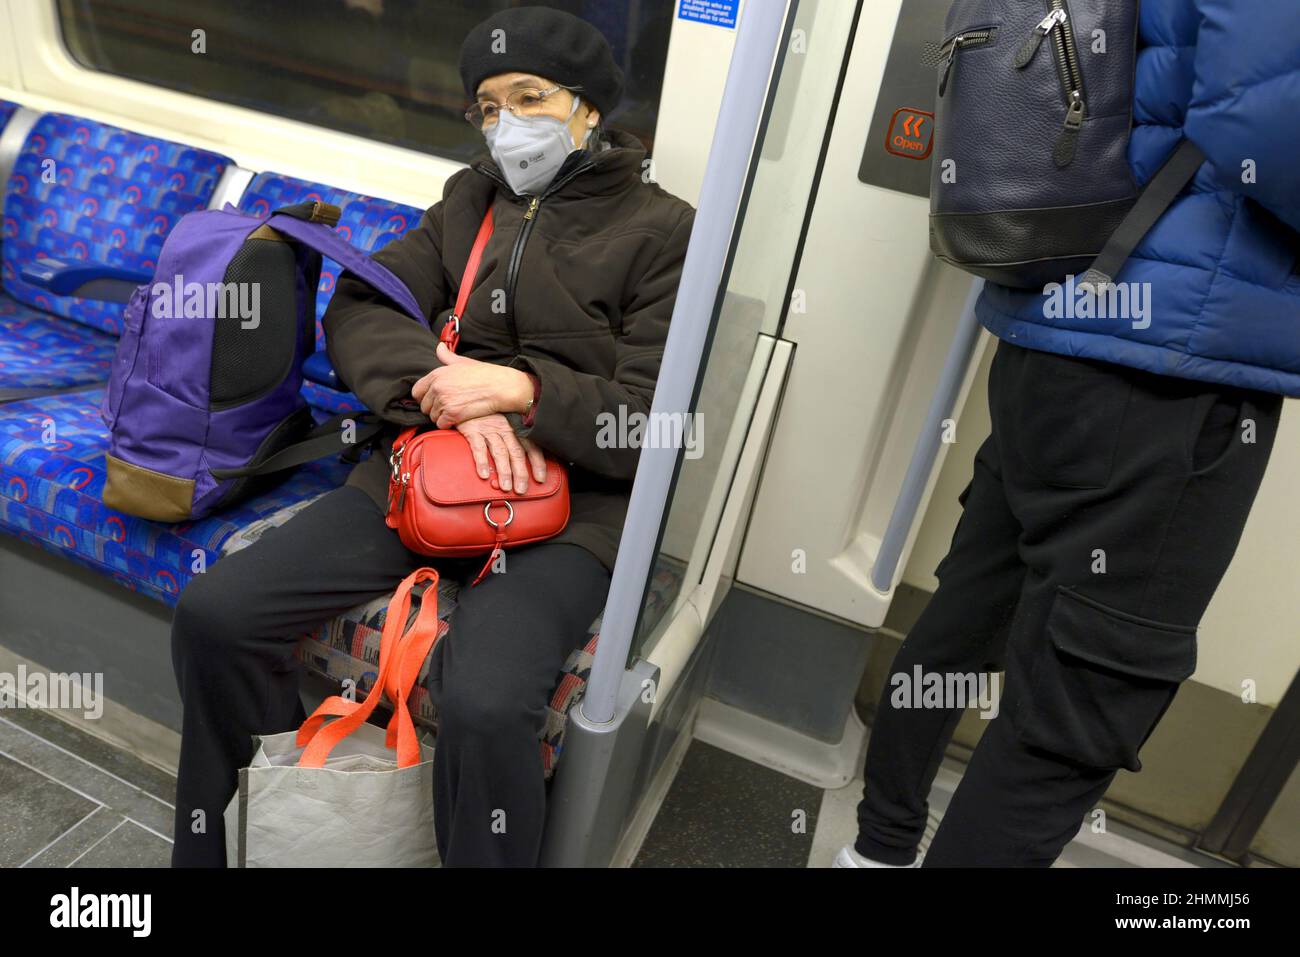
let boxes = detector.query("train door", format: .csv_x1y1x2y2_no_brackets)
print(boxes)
539,0,991,866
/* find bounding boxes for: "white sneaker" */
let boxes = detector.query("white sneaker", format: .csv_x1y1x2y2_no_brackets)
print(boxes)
832,845,923,868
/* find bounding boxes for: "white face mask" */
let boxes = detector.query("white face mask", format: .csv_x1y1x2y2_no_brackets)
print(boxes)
484,94,592,196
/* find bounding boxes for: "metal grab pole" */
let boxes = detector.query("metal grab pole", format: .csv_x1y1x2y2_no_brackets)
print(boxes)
869,278,985,593
580,0,790,726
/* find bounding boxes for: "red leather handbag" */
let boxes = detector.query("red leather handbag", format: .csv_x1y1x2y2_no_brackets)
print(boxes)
385,207,569,583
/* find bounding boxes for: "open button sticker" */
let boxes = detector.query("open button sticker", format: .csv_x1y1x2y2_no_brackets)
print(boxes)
886,108,934,160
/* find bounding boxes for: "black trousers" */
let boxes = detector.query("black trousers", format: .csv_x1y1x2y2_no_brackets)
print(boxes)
170,484,610,867
857,341,1283,867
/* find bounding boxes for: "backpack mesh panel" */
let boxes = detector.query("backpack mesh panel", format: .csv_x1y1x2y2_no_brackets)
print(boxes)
210,238,299,407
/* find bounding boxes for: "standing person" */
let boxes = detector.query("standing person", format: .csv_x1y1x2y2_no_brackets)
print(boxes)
171,5,694,867
838,0,1298,867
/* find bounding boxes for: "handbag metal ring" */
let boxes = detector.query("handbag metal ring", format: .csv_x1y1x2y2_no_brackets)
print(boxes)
484,500,514,528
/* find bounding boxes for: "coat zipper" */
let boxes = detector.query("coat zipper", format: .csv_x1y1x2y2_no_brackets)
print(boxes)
500,195,539,354
473,159,597,355
937,28,996,98
1015,0,1087,167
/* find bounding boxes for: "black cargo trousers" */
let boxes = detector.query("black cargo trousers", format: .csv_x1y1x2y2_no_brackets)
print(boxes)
856,339,1283,866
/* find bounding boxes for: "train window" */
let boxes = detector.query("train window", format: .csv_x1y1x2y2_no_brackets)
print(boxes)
55,0,674,161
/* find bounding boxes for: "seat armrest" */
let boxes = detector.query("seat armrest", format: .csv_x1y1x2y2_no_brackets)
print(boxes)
20,257,152,303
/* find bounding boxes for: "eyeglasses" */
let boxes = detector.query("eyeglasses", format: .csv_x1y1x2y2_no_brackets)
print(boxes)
464,85,573,129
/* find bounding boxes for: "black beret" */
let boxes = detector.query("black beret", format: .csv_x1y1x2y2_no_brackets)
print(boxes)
459,5,625,116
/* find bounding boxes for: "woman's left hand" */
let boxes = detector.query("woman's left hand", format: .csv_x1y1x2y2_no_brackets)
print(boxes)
412,342,533,428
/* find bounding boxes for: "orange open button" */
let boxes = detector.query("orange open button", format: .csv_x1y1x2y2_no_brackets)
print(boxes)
885,108,934,160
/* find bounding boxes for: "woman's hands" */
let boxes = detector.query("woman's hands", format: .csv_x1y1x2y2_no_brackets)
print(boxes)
455,413,547,494
410,347,545,492
411,342,533,428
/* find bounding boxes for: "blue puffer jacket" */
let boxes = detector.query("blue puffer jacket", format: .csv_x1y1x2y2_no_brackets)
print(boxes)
977,0,1300,397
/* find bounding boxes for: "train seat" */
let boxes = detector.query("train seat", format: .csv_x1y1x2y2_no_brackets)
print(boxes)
0,388,581,773
0,162,430,607
294,582,602,782
221,503,682,777
0,386,352,601
0,112,231,399
0,381,684,775
0,165,423,600
0,99,19,132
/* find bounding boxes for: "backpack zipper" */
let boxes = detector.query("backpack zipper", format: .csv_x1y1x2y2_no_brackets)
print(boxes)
937,28,996,98
1013,8,1066,69
1014,0,1088,167
1052,0,1087,167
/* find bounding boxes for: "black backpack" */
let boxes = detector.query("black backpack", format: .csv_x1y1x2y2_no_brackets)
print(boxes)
928,0,1204,290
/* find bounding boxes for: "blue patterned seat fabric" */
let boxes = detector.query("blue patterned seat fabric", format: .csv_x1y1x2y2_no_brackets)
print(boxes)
0,112,230,393
0,296,117,392
236,172,425,415
0,100,18,132
3,113,230,335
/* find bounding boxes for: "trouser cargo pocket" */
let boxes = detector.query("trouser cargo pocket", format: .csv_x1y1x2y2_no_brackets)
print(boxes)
1016,587,1197,772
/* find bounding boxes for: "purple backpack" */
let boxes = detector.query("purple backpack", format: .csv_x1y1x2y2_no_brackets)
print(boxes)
101,201,425,522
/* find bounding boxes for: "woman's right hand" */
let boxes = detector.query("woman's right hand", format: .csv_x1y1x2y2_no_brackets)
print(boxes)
455,413,547,494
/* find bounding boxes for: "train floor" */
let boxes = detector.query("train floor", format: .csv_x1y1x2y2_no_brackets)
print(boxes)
0,704,1226,868
635,740,1228,868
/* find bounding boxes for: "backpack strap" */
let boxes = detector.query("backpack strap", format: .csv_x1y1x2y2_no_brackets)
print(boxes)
204,210,420,483
265,210,427,325
208,207,495,483
1079,139,1206,290
272,200,342,227
209,411,385,481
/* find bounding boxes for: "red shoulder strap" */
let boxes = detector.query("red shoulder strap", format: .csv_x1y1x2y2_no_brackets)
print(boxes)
440,206,495,352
